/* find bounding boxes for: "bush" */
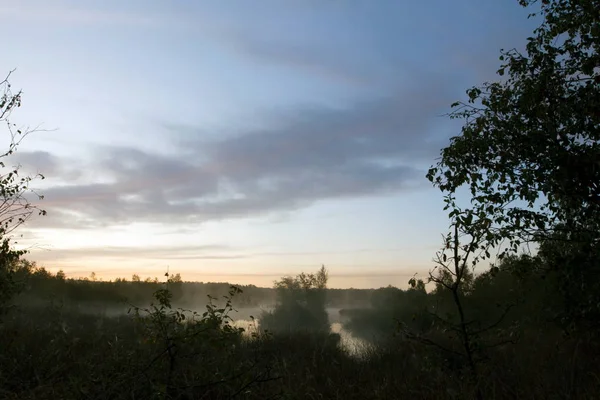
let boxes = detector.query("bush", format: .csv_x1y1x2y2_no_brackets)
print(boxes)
260,266,330,334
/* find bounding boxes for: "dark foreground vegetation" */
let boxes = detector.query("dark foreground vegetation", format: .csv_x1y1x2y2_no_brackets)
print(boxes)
2,258,600,399
2,0,600,398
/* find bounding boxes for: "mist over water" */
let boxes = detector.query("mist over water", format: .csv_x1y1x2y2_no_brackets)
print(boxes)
68,302,367,355
231,308,368,356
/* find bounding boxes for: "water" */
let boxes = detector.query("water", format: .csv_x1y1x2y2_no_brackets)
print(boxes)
70,304,368,355
232,316,368,357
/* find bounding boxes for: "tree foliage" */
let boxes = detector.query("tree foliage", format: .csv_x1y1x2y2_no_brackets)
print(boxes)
536,225,600,329
0,71,45,315
418,2,600,393
260,266,330,333
427,0,600,255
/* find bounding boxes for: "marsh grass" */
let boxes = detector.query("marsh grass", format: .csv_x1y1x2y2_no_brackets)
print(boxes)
1,302,599,399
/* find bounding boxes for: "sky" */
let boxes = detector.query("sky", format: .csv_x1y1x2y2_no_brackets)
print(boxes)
0,0,539,288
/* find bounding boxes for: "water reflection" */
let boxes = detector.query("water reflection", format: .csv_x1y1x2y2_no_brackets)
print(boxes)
73,304,369,356
330,322,369,356
232,318,368,357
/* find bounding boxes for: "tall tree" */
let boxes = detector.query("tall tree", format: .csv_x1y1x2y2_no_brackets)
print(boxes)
426,0,600,330
427,0,600,255
0,70,46,314
261,266,330,333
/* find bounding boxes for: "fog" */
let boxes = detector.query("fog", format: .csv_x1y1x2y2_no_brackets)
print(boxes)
55,301,368,355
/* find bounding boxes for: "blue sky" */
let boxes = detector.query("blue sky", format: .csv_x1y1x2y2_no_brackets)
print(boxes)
1,0,538,288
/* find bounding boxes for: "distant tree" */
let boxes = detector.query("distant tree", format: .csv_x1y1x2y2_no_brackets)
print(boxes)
411,279,426,293
536,226,600,329
132,274,141,282
33,267,52,280
468,253,546,330
166,272,183,302
0,70,45,315
261,266,330,333
369,285,401,309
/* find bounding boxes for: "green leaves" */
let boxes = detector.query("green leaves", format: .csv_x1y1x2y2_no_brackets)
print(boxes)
0,72,46,315
428,0,600,260
263,266,330,333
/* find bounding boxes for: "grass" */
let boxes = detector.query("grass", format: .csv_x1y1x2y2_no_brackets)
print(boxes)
1,302,599,399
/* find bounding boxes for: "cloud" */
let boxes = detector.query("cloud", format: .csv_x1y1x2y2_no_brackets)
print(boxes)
29,75,452,230
188,1,532,92
31,244,244,263
178,2,409,89
9,151,57,173
30,244,413,264
9,150,83,182
212,30,381,87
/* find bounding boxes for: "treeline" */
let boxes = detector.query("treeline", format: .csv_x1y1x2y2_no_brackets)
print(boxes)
342,246,595,343
10,260,373,310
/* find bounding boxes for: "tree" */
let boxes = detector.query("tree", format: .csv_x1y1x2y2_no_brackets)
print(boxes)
411,278,426,293
418,221,487,397
427,0,600,256
170,273,182,283
0,70,45,315
426,0,600,332
0,70,46,235
56,270,66,280
260,266,330,333
419,1,600,384
536,225,600,329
